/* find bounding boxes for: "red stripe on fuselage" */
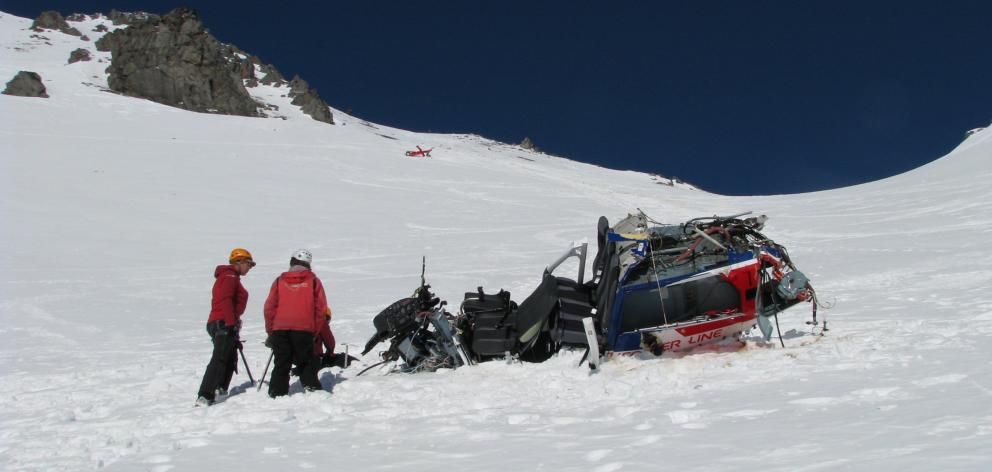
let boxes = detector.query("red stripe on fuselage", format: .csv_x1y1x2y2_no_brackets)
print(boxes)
673,313,756,336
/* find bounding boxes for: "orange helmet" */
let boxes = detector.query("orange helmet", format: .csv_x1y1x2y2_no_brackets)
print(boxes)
229,248,254,263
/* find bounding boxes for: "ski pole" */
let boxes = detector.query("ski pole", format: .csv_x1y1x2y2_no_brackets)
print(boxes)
238,345,255,386
257,351,274,392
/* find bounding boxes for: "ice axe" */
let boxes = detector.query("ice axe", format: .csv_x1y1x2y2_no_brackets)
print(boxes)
336,343,359,369
237,343,256,386
256,350,274,392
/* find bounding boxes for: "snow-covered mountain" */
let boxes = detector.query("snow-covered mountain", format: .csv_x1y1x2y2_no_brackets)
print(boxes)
2,10,991,472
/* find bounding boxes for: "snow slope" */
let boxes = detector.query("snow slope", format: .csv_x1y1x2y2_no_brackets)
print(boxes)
2,11,991,472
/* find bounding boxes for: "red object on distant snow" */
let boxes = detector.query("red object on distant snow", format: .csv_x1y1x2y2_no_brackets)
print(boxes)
405,146,432,157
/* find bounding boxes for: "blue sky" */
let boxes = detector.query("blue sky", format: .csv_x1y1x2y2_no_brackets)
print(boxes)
5,1,990,194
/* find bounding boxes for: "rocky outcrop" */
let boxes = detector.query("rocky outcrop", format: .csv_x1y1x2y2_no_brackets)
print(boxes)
259,62,285,85
94,33,115,52
108,10,159,26
31,11,82,36
964,127,986,140
3,71,49,98
101,8,260,117
68,48,91,63
73,7,333,124
520,137,541,152
288,75,334,124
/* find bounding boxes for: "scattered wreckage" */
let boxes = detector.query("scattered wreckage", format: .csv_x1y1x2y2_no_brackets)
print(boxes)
359,211,821,374
404,146,432,157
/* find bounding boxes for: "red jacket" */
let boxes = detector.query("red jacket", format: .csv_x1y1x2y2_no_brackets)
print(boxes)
207,265,248,328
315,317,336,355
263,266,328,335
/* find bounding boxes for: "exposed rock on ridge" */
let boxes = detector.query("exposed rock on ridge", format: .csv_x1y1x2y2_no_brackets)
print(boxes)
288,76,334,124
520,137,541,153
108,10,160,26
99,7,260,117
259,63,285,85
3,71,49,98
68,48,91,64
31,11,82,36
92,7,333,124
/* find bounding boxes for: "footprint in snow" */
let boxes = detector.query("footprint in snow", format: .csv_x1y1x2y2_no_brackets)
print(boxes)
631,435,661,446
666,409,709,429
723,409,777,419
789,396,842,407
172,438,209,449
913,374,967,387
550,416,582,425
585,449,612,462
141,455,174,472
593,462,625,472
506,414,539,425
468,431,501,441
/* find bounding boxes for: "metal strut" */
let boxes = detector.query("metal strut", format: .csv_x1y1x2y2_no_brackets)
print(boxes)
647,239,670,326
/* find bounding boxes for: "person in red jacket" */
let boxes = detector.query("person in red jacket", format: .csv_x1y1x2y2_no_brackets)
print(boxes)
196,248,255,406
290,308,357,377
314,307,357,369
263,249,328,397
316,307,336,358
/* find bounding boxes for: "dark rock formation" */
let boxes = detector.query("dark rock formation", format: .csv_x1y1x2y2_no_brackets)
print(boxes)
228,46,257,86
68,48,92,63
31,11,82,36
3,71,49,98
94,33,114,52
259,62,285,85
94,24,109,33
964,127,986,140
288,75,309,96
520,137,541,152
78,7,332,124
287,75,334,124
102,8,259,117
108,10,159,26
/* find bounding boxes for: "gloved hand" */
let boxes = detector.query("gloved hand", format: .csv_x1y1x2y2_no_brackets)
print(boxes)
235,339,244,350
324,352,359,369
264,335,273,348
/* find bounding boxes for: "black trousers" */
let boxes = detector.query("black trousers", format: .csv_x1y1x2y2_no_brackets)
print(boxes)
197,321,238,400
269,330,322,397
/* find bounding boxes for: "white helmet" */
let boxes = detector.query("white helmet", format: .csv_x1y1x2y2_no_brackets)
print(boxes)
291,249,313,264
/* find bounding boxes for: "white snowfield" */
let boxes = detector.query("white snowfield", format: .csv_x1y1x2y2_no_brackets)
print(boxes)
2,11,991,472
